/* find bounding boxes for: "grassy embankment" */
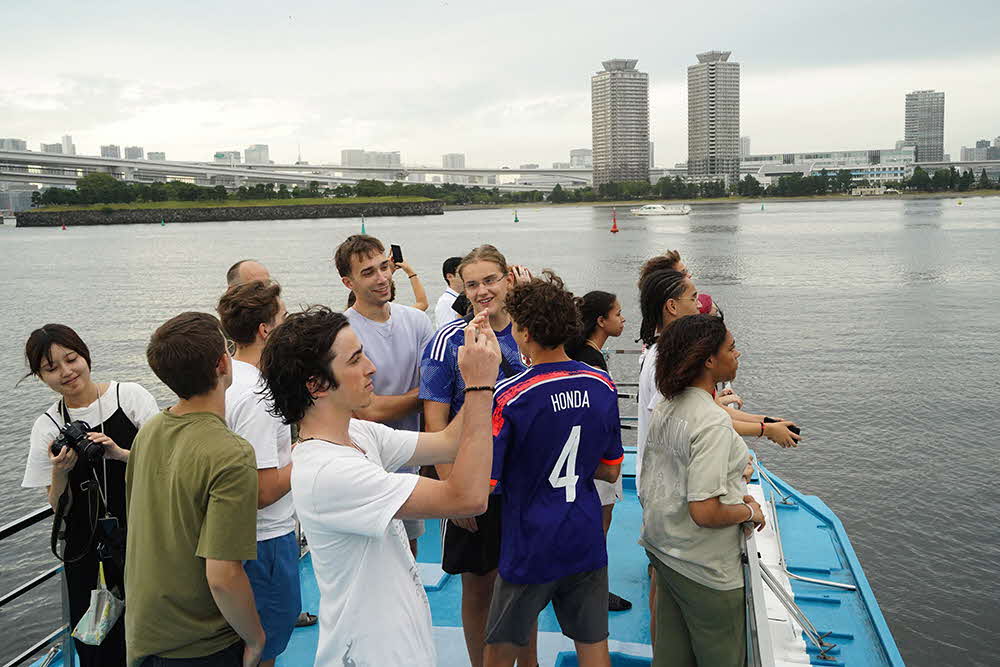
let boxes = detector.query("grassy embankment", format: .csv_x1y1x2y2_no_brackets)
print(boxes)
36,196,434,212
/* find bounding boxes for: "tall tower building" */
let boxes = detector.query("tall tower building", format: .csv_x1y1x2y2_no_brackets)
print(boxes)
61,134,76,156
904,90,944,162
687,51,740,185
591,59,649,187
101,144,121,158
124,146,144,160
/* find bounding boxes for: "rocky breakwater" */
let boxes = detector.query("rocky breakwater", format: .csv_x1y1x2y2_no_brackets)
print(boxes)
16,200,443,227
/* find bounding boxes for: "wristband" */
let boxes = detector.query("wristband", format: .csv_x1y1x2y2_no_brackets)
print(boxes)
463,385,495,393
759,421,765,437
407,273,417,279
743,502,755,523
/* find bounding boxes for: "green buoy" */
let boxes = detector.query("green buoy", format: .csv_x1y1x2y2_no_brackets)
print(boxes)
361,214,366,234
514,209,519,223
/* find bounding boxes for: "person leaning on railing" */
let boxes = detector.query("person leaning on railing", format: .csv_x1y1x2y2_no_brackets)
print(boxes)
638,314,765,667
19,324,159,667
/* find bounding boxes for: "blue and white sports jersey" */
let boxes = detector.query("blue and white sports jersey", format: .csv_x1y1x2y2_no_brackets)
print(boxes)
490,360,624,585
419,320,527,419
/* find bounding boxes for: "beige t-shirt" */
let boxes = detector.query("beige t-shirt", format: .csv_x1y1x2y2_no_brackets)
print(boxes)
124,410,258,666
639,386,749,590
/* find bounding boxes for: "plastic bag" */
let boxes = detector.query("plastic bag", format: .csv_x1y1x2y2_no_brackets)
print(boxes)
72,562,124,645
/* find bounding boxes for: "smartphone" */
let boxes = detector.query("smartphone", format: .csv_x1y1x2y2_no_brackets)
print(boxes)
390,244,403,263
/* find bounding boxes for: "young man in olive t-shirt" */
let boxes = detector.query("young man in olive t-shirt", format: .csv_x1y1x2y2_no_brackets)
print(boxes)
125,312,264,667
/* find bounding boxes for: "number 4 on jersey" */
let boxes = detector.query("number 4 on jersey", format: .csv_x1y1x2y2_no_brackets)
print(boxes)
549,425,581,502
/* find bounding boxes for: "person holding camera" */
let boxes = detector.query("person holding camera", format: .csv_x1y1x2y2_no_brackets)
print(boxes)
20,324,159,667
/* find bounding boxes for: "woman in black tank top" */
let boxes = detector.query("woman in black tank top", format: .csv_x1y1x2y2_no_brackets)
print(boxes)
22,324,149,667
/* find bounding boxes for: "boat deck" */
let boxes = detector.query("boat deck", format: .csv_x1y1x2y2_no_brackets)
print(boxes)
31,449,902,667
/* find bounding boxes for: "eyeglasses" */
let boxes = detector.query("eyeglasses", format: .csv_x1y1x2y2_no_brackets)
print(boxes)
464,273,504,291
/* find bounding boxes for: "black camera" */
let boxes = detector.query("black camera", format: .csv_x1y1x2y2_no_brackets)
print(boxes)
50,420,103,463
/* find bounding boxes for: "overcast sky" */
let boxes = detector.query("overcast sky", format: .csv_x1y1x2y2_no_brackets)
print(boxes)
4,1,999,167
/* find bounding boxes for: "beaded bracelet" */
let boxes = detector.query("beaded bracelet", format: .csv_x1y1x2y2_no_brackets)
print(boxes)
463,385,495,393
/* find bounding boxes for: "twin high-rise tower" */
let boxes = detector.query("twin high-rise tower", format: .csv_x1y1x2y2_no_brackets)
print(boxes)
591,52,741,188
687,51,740,185
591,59,650,187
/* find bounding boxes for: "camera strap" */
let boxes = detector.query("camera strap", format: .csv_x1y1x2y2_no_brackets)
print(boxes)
59,388,109,515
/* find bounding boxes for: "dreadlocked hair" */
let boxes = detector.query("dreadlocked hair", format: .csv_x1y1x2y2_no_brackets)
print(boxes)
638,269,688,346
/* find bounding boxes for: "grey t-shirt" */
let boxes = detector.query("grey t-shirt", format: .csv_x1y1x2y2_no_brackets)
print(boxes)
639,386,749,590
345,303,435,433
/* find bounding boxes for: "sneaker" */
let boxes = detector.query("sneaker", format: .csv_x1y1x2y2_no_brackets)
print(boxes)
608,592,632,612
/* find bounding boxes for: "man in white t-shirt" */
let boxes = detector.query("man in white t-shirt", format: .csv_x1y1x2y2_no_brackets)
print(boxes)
217,279,298,667
257,305,500,667
434,256,464,327
336,234,436,555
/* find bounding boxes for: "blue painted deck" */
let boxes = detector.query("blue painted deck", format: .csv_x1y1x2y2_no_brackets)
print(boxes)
33,450,903,666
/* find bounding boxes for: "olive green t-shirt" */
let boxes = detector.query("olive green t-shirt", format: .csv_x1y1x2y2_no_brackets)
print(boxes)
124,410,258,666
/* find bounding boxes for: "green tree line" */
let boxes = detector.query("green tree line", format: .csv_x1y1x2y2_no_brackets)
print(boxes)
30,168,1000,209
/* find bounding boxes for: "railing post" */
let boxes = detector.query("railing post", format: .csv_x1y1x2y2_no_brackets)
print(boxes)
59,568,75,666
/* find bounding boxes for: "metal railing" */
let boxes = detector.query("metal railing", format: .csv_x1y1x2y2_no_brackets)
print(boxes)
0,506,74,667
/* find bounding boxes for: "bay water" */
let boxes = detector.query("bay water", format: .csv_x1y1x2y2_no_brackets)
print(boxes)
1,197,998,665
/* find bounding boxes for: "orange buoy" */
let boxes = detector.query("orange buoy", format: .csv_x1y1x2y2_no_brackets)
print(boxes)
610,207,619,233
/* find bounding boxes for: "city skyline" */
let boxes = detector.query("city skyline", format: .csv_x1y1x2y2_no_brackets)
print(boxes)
2,2,998,166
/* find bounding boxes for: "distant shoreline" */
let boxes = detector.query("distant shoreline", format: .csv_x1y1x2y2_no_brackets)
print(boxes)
15,197,442,227
445,189,1000,211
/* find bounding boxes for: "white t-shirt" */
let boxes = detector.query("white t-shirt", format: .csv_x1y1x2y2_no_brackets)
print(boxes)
292,419,432,666
636,343,663,497
434,287,460,328
22,381,160,488
225,359,295,541
345,303,434,433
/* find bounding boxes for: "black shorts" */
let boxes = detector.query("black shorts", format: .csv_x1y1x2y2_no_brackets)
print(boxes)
485,566,610,646
441,493,502,576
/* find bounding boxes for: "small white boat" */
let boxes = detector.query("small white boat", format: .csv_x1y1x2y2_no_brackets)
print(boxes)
629,203,691,216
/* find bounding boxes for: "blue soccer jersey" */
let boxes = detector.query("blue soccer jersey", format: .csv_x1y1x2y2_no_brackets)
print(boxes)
490,360,624,585
420,320,528,419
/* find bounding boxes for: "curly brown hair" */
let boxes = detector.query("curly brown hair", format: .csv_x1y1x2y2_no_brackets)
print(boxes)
655,314,728,399
505,270,581,349
217,280,283,346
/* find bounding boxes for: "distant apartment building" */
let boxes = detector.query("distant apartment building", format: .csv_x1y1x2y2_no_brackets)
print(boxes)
591,59,649,186
341,149,401,169
61,135,76,156
570,148,593,168
552,162,572,169
125,146,145,160
147,151,166,161
0,138,28,151
245,144,270,164
40,143,63,154
101,144,121,158
649,142,655,168
740,136,751,157
688,50,740,185
213,150,240,164
519,163,539,170
442,153,466,169
904,90,945,162
963,141,1000,161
